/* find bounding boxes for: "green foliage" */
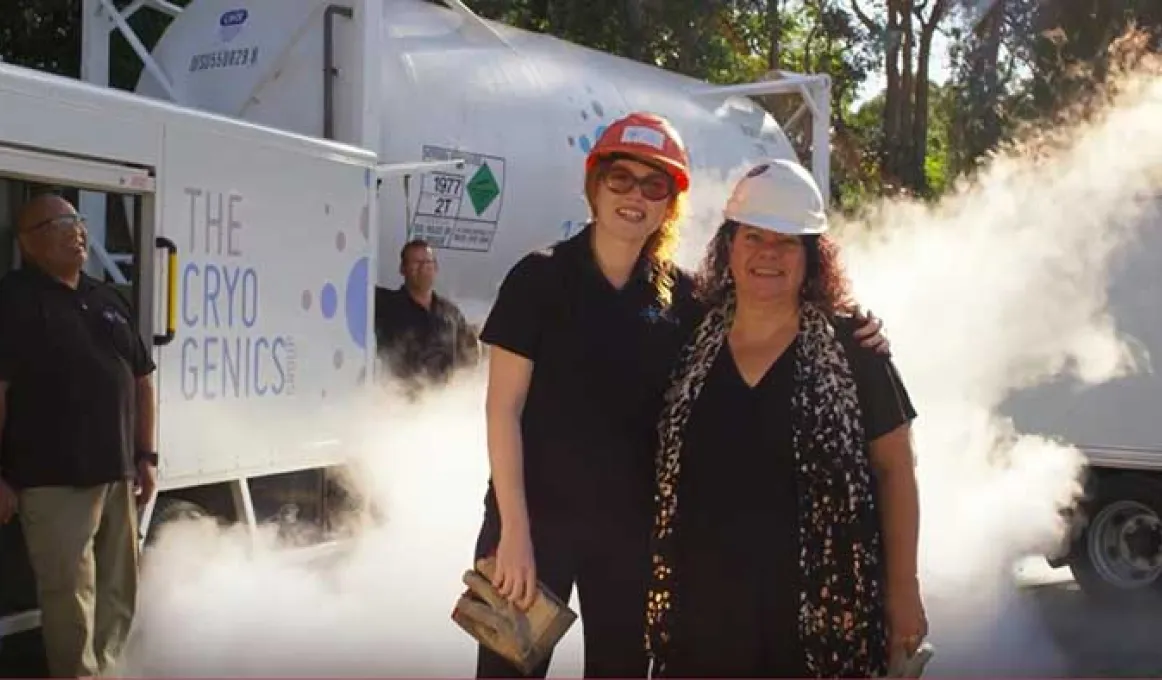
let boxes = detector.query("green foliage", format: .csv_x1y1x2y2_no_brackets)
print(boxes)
0,0,80,77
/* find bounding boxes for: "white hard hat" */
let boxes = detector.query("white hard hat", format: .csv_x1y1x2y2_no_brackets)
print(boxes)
723,159,827,235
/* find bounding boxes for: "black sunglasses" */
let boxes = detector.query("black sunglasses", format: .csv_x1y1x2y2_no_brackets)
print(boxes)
601,165,674,202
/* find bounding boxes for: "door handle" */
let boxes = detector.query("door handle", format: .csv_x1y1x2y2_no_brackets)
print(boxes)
154,236,178,346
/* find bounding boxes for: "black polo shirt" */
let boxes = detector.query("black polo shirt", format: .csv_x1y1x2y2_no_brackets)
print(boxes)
478,224,702,529
0,266,156,489
374,286,478,384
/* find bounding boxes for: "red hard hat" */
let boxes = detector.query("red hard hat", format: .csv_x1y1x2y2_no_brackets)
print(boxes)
585,112,691,192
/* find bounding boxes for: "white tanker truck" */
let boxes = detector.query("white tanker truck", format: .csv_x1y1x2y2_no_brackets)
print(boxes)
128,0,830,321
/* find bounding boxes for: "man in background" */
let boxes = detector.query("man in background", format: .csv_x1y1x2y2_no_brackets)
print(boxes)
0,193,158,678
374,239,480,392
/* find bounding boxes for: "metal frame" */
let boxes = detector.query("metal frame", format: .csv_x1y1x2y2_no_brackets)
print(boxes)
690,71,833,205
79,0,185,283
0,141,155,286
1081,445,1162,472
377,159,466,177
0,143,155,194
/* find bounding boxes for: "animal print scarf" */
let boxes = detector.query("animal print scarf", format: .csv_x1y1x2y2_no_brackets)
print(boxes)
644,293,888,678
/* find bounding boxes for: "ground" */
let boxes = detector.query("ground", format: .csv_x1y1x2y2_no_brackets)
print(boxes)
2,562,1161,677
1025,568,1162,676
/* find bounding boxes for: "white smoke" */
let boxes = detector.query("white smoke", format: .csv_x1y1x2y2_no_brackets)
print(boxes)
115,64,1162,677
831,69,1162,675
120,368,590,677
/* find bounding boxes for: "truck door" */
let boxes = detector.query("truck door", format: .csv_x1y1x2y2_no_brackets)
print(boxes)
0,142,162,671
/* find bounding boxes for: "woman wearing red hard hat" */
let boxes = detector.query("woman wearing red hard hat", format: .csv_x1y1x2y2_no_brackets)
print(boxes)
469,114,889,678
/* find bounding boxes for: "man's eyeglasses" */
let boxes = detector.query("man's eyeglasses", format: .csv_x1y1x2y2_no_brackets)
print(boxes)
24,214,87,234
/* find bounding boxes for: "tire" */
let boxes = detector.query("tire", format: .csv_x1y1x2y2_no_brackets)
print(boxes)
1067,472,1162,601
142,497,214,548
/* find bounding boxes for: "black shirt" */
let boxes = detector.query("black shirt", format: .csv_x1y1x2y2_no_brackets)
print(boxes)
666,322,917,677
0,266,156,489
478,225,701,528
374,286,478,384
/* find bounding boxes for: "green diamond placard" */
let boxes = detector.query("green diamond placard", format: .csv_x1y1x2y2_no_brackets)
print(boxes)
467,163,500,215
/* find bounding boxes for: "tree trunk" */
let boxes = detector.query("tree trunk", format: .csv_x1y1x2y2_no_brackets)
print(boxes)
968,0,1004,165
910,0,951,194
881,0,903,190
624,0,648,61
768,0,782,69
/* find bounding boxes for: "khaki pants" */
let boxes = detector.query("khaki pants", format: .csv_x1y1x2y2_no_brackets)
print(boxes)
18,480,139,678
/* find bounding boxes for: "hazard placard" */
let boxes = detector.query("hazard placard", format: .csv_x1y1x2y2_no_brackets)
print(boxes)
408,145,507,253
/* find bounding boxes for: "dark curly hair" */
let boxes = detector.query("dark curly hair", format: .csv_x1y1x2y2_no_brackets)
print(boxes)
695,219,856,315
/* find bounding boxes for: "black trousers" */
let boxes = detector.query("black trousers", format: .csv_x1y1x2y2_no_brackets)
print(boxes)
472,509,652,679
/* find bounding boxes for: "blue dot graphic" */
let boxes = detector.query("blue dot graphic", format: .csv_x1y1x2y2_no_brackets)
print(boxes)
345,257,369,350
595,125,607,140
579,135,592,153
320,283,338,319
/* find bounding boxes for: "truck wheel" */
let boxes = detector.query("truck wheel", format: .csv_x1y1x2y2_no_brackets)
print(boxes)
142,497,214,548
1068,473,1162,600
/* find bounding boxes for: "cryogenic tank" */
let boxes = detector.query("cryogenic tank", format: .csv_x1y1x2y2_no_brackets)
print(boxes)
136,0,807,318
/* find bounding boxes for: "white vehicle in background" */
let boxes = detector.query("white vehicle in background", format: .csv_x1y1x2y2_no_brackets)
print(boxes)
1006,201,1162,602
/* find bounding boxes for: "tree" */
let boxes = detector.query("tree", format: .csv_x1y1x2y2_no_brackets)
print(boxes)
849,0,954,196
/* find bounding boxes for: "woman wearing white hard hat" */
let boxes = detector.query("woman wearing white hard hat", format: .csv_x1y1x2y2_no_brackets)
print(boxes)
644,159,927,677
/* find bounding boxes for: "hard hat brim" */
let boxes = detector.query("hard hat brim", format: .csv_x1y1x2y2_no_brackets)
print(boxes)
725,210,828,236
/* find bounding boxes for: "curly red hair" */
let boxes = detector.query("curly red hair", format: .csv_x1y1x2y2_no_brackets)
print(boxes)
695,220,856,315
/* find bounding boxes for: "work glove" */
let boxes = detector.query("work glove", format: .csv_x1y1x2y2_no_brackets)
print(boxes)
451,557,577,675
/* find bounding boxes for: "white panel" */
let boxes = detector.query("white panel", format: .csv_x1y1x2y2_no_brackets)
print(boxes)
153,120,377,487
0,65,162,167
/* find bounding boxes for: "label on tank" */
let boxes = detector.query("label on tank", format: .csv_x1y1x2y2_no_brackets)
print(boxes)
187,6,259,73
408,146,507,253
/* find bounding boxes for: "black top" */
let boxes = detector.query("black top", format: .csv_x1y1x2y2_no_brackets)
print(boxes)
374,286,477,384
666,325,916,677
478,225,701,529
0,266,156,490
